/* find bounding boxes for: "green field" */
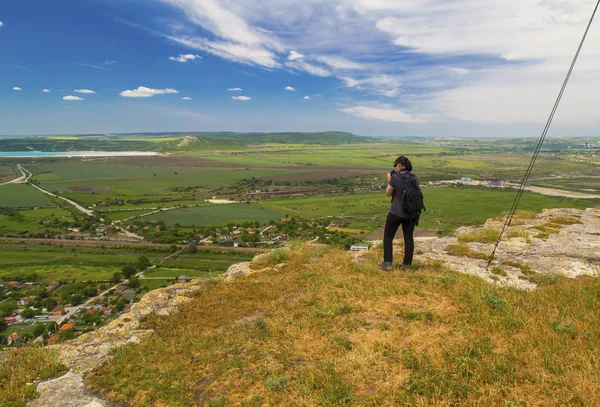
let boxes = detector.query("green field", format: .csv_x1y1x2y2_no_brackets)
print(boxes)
0,184,54,208
136,204,281,226
0,242,254,282
262,186,598,231
0,208,74,234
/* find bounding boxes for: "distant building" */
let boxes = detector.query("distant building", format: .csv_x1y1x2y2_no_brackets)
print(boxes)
51,305,66,317
46,282,61,293
59,323,74,331
18,296,37,307
460,177,474,183
177,275,188,284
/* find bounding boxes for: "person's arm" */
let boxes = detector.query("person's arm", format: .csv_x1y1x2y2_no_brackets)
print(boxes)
386,173,394,197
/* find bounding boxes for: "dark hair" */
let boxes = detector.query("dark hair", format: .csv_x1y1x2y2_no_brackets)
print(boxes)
394,156,412,171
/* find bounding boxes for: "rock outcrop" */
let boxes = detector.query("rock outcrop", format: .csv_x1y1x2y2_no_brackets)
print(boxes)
415,208,599,290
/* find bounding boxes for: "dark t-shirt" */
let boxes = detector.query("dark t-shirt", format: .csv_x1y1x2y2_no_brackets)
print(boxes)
389,170,421,219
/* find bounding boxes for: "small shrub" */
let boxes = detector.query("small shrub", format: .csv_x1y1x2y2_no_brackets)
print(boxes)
457,228,500,244
447,243,488,260
513,210,537,220
549,215,582,225
491,266,507,276
532,225,560,240
505,229,531,242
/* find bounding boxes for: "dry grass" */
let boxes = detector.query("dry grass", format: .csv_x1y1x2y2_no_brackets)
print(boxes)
532,225,561,240
87,246,600,406
446,243,489,261
549,215,582,225
457,228,499,244
0,347,67,407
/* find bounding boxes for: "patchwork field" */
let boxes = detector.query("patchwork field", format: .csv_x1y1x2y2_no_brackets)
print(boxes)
0,242,254,282
0,184,54,208
262,186,597,232
136,203,281,227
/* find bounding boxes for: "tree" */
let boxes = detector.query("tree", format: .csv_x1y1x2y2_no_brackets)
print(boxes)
20,308,38,319
122,265,137,279
112,272,123,283
127,277,140,289
41,297,57,311
137,256,151,271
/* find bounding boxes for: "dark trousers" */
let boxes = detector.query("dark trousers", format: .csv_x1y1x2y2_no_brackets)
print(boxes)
383,212,415,265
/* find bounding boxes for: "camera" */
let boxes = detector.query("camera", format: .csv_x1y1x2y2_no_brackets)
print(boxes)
390,170,398,176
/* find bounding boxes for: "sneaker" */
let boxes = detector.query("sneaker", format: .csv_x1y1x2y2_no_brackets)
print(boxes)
378,262,393,271
401,264,411,271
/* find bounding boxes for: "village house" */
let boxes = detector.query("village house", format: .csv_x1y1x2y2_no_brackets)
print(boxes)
177,275,188,284
18,296,37,307
59,323,74,331
51,304,66,317
46,282,61,293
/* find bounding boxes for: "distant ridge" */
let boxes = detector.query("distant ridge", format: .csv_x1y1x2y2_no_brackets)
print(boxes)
0,131,373,152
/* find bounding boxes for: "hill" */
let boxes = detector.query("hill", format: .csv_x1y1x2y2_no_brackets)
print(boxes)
0,132,373,152
2,208,600,407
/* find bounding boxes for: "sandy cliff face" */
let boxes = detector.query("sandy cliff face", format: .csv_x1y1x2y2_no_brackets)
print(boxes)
27,208,599,406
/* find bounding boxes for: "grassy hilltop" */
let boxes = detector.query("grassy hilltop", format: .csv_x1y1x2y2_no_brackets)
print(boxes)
19,245,593,407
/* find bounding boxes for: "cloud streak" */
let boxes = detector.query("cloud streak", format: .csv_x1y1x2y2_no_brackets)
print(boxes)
63,95,84,101
74,89,96,94
169,53,201,62
120,86,179,98
12,87,22,91
341,104,430,123
232,95,251,101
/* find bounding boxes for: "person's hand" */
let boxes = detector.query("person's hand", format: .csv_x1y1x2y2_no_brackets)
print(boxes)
387,172,392,183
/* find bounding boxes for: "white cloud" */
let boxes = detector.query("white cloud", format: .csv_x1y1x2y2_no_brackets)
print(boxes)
12,87,22,91
232,95,251,101
285,86,295,91
341,75,401,97
285,61,331,77
63,95,84,101
74,62,106,70
167,36,280,68
103,60,117,65
120,86,180,98
0,21,3,27
288,51,304,60
42,89,51,93
181,96,193,100
169,53,201,62
228,87,243,91
155,0,600,126
74,89,96,94
304,96,310,100
341,104,430,123
313,55,364,70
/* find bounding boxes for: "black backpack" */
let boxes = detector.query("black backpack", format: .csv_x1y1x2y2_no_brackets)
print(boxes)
399,173,425,217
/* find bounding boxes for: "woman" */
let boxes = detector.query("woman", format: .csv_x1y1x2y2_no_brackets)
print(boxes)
378,156,421,271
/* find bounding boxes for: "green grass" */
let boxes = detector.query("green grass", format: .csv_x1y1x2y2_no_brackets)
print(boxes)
87,245,600,406
136,203,281,227
263,186,598,231
0,208,74,234
0,184,54,208
0,348,67,407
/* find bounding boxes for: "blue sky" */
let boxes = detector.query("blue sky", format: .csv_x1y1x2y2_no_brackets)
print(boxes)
0,0,599,137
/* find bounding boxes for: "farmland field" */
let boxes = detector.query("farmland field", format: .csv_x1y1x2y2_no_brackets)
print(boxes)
136,203,281,226
262,185,597,231
0,242,253,282
0,184,54,208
